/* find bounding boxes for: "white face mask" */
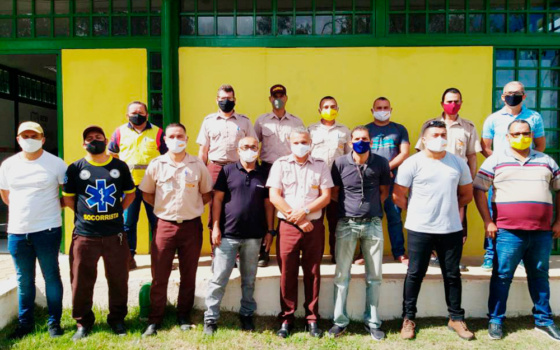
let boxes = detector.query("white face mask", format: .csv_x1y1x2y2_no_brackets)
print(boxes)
425,137,448,153
18,138,43,153
165,138,187,154
239,149,258,163
373,110,391,122
291,143,311,158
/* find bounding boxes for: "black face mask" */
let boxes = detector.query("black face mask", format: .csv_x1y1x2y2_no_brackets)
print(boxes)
86,140,107,155
218,100,235,113
129,114,147,126
504,94,523,107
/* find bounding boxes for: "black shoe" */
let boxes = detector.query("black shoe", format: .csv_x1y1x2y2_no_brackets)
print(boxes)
203,320,217,336
48,323,64,338
328,325,346,337
277,322,293,338
258,252,270,267
142,324,159,337
109,321,127,336
488,323,503,340
305,322,323,338
459,263,469,272
178,317,194,331
8,324,33,340
72,326,91,341
429,256,440,268
535,324,560,342
364,324,386,341
240,315,255,332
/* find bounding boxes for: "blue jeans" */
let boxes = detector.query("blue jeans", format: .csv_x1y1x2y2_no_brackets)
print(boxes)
123,186,157,256
385,181,405,259
333,217,383,329
488,229,553,326
8,227,63,327
483,187,494,260
204,237,261,321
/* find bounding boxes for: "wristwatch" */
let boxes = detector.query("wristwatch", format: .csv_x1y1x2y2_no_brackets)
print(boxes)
267,229,278,237
304,207,311,215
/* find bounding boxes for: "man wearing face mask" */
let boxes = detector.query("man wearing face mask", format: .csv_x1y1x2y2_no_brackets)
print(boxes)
0,122,67,340
328,126,391,340
480,81,545,270
393,121,474,341
366,97,410,265
63,126,136,340
254,84,304,267
203,137,275,336
108,101,167,270
140,123,213,337
267,127,333,339
474,120,560,342
309,96,351,263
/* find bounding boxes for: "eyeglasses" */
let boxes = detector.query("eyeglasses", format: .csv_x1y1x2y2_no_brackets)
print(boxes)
503,91,525,96
427,120,446,128
509,132,531,137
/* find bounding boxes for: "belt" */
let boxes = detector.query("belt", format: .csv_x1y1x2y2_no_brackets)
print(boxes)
209,160,230,166
129,164,148,170
159,217,199,224
342,217,376,223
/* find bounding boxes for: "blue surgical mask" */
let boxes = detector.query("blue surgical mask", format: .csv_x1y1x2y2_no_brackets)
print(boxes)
352,140,370,154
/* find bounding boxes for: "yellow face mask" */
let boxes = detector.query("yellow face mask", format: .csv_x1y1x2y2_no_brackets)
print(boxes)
509,135,532,150
321,108,338,121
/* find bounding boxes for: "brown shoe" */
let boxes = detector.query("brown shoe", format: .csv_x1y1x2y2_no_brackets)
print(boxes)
448,319,475,340
401,319,416,340
129,255,137,271
395,255,409,265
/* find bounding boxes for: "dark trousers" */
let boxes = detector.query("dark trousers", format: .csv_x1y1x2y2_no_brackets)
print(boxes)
69,233,129,328
403,229,465,321
277,219,325,323
124,186,157,256
149,218,203,324
258,161,274,259
326,201,339,257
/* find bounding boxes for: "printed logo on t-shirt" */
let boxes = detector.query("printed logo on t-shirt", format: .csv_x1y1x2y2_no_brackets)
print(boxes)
85,179,117,213
109,169,121,179
79,169,91,180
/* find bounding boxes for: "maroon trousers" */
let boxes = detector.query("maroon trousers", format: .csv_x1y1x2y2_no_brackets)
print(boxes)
325,200,339,257
149,218,203,324
206,162,224,230
276,219,325,323
69,233,129,328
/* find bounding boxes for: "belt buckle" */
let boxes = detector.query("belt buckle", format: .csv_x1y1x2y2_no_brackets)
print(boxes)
177,219,183,224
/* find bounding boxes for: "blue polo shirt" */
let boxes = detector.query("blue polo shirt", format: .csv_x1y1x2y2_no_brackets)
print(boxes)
213,162,268,239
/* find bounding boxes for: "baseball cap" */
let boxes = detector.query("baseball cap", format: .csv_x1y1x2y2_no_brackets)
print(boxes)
270,84,287,96
82,125,106,140
17,121,44,135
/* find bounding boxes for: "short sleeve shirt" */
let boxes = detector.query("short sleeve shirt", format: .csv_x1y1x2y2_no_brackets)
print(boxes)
139,153,213,221
309,121,352,168
266,155,334,221
331,152,391,218
365,121,409,162
196,112,258,163
395,152,472,234
63,157,135,237
254,112,305,164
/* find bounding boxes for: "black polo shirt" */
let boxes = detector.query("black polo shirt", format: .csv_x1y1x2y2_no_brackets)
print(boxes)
214,161,268,239
331,152,391,218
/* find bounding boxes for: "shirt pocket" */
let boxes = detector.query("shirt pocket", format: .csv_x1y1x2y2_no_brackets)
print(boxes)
157,171,176,192
281,171,297,194
183,169,199,191
454,136,467,154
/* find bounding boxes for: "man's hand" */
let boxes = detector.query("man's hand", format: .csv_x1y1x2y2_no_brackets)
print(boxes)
485,221,498,239
552,220,560,239
286,208,306,224
463,236,467,245
211,227,222,248
263,233,273,252
298,219,314,233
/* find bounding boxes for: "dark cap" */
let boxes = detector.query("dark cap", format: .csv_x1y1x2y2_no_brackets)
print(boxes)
82,125,106,140
270,84,287,97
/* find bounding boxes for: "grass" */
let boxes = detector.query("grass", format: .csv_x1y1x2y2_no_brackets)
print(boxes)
0,307,558,350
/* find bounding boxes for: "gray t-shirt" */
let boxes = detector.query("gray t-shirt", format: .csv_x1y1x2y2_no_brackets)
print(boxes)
395,151,472,234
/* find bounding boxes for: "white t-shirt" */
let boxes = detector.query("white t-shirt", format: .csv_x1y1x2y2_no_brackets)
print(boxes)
395,151,472,234
0,151,67,234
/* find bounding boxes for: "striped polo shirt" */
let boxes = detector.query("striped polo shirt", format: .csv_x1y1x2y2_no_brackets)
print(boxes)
474,148,560,231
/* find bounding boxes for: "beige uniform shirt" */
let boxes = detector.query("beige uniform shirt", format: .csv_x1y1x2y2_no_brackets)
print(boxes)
254,111,305,164
196,112,258,163
308,121,352,168
415,115,482,162
139,153,213,222
266,154,334,221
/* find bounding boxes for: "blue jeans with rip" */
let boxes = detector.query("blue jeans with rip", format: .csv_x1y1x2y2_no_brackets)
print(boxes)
123,186,157,256
488,229,554,326
8,227,63,327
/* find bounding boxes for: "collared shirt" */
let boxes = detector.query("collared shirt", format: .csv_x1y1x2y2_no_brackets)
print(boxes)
415,115,482,162
366,121,409,162
196,112,258,163
482,105,545,155
474,148,560,231
331,152,391,218
266,154,334,221
139,153,213,222
214,162,269,239
308,121,352,168
254,111,305,164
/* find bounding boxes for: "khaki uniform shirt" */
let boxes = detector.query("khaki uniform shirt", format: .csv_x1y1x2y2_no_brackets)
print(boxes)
266,154,334,221
254,111,305,164
196,112,258,163
139,153,213,221
415,115,482,162
308,121,352,168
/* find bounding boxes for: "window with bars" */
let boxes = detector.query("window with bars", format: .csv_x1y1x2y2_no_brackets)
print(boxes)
148,50,163,127
0,0,161,39
18,74,57,104
179,0,374,37
0,68,9,94
388,0,560,35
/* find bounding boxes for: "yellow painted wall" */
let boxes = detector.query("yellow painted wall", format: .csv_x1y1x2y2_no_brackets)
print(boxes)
61,49,149,253
179,46,494,257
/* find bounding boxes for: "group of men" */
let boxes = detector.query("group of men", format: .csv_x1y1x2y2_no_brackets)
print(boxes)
1,80,559,343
